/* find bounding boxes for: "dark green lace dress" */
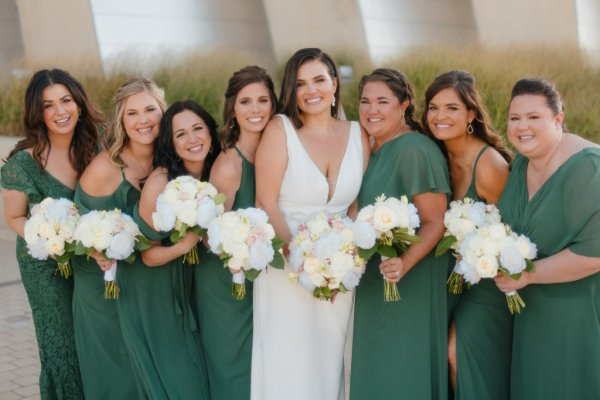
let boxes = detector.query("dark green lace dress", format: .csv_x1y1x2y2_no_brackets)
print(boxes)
350,133,451,400
498,149,600,399
71,176,138,400
195,147,255,400
1,151,84,400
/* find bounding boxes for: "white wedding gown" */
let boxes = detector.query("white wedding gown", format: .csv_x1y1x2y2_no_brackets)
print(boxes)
251,115,364,400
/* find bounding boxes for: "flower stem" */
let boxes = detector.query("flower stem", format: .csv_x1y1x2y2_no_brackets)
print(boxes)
383,279,400,302
447,271,464,294
232,283,246,300
506,292,526,314
104,280,120,300
56,261,72,279
183,246,199,265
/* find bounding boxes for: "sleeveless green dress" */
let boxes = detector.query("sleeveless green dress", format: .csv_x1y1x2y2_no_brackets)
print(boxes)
498,149,600,400
350,132,451,400
71,175,138,400
195,147,255,400
1,151,84,399
118,202,209,398
452,145,514,400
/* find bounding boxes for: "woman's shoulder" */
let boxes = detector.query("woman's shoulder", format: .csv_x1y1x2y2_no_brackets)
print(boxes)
79,151,121,193
211,149,242,180
476,146,510,177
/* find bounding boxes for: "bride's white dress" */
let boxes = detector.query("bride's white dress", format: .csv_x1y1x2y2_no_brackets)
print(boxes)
251,115,364,400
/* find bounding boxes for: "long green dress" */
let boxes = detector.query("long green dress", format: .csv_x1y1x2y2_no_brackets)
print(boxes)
498,149,600,400
71,175,138,400
117,203,209,398
452,144,514,400
195,147,255,400
1,151,84,400
350,132,451,400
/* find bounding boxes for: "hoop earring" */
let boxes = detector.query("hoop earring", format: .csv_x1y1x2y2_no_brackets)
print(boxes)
467,123,474,135
230,119,235,129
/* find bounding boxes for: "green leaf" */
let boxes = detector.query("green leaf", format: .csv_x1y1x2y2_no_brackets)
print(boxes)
245,269,260,281
74,242,89,256
55,253,71,264
135,235,152,251
272,237,284,252
125,254,135,264
435,236,457,257
378,245,397,258
358,245,377,261
510,272,522,280
271,252,285,269
525,258,535,272
214,192,227,205
64,242,77,253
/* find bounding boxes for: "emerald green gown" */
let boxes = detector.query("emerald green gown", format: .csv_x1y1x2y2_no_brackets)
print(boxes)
350,132,451,400
120,203,209,398
498,149,600,399
71,176,138,400
452,145,514,400
1,151,84,399
195,147,254,400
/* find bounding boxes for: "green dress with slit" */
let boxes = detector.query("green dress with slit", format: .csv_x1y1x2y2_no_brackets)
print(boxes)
1,151,84,400
350,132,451,400
195,147,255,400
71,175,138,400
498,149,600,400
118,203,209,398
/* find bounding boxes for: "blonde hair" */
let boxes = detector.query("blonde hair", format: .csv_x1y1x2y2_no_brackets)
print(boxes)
102,78,166,167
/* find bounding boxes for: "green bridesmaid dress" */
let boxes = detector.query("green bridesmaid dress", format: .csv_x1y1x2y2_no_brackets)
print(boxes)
195,147,255,400
118,204,209,398
498,149,600,400
1,151,84,399
71,173,138,400
350,132,451,400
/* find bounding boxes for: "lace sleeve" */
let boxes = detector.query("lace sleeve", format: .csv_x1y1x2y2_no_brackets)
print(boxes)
1,153,41,202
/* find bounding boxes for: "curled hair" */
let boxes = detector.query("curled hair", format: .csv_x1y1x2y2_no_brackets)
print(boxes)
279,48,341,129
154,100,221,181
8,68,104,177
422,70,512,163
359,68,423,133
510,77,566,130
102,78,166,167
221,65,278,149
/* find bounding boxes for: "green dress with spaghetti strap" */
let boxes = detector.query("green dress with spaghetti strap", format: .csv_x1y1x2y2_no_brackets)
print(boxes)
71,172,138,400
350,132,451,400
1,151,84,399
453,144,513,400
499,149,600,399
117,202,209,399
194,147,255,400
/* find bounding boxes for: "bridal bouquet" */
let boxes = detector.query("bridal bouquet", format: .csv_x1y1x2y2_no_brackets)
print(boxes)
352,194,421,302
24,197,80,278
455,222,537,313
288,213,366,302
73,209,151,299
435,198,501,293
152,176,225,264
207,208,284,300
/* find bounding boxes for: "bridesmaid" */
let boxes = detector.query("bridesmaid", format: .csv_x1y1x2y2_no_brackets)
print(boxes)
195,65,277,399
350,68,450,400
134,100,220,398
72,78,164,399
1,68,101,400
421,70,511,398
494,77,600,399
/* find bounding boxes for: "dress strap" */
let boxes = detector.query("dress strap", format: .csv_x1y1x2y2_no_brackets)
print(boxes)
233,146,249,163
467,145,490,199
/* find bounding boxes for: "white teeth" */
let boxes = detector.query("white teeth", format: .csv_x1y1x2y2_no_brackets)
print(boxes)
436,124,451,128
369,118,382,122
519,135,534,141
138,127,152,133
306,98,322,104
248,117,263,123
189,145,203,151
55,117,69,124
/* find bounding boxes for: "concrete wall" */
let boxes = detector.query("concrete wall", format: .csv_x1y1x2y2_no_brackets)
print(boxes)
0,0,24,77
576,0,600,60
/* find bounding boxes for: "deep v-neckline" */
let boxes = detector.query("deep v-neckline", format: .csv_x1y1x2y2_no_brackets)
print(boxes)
291,120,353,204
22,151,76,191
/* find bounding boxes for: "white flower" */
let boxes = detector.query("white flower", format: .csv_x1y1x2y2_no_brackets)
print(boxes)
303,257,321,274
474,254,498,278
248,240,275,271
499,245,526,274
106,231,136,260
350,220,377,249
196,196,218,228
328,253,354,279
372,205,397,232
152,195,176,231
45,235,65,256
178,201,198,227
341,268,361,289
28,239,48,260
314,232,342,260
356,204,374,222
515,235,537,260
238,208,268,226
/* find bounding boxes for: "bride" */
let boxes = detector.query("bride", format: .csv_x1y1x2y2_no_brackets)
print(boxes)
252,48,369,400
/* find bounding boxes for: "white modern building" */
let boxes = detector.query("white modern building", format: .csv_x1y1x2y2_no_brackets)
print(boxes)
1,0,600,75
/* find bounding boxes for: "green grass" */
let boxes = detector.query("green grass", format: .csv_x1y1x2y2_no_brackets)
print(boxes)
1,46,599,143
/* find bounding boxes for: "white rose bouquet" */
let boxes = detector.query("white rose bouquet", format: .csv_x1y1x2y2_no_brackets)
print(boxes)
353,194,421,302
73,209,151,299
152,176,225,265
24,197,80,278
288,213,366,302
435,198,501,293
455,222,537,314
207,207,284,299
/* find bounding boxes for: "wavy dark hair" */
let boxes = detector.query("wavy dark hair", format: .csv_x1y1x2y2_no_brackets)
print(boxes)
279,48,341,129
221,66,278,149
510,77,567,130
7,68,104,176
153,100,221,181
422,70,512,162
358,68,423,133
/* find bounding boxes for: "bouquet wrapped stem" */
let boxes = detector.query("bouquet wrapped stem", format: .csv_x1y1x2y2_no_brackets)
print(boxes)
231,271,246,300
103,263,119,299
447,270,464,295
183,245,199,265
383,279,400,302
56,261,72,279
505,290,526,314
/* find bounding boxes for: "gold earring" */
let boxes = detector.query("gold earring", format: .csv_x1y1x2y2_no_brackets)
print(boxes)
467,122,474,135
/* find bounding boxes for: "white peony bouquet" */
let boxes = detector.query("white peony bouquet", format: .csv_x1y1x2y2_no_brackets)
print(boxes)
152,176,225,265
435,197,501,293
455,222,537,314
73,209,151,299
24,197,80,278
288,213,366,303
353,194,421,302
207,207,284,299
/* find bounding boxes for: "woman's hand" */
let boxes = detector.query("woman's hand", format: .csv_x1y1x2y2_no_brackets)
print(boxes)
494,272,530,293
379,257,405,284
91,251,116,271
177,231,201,255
